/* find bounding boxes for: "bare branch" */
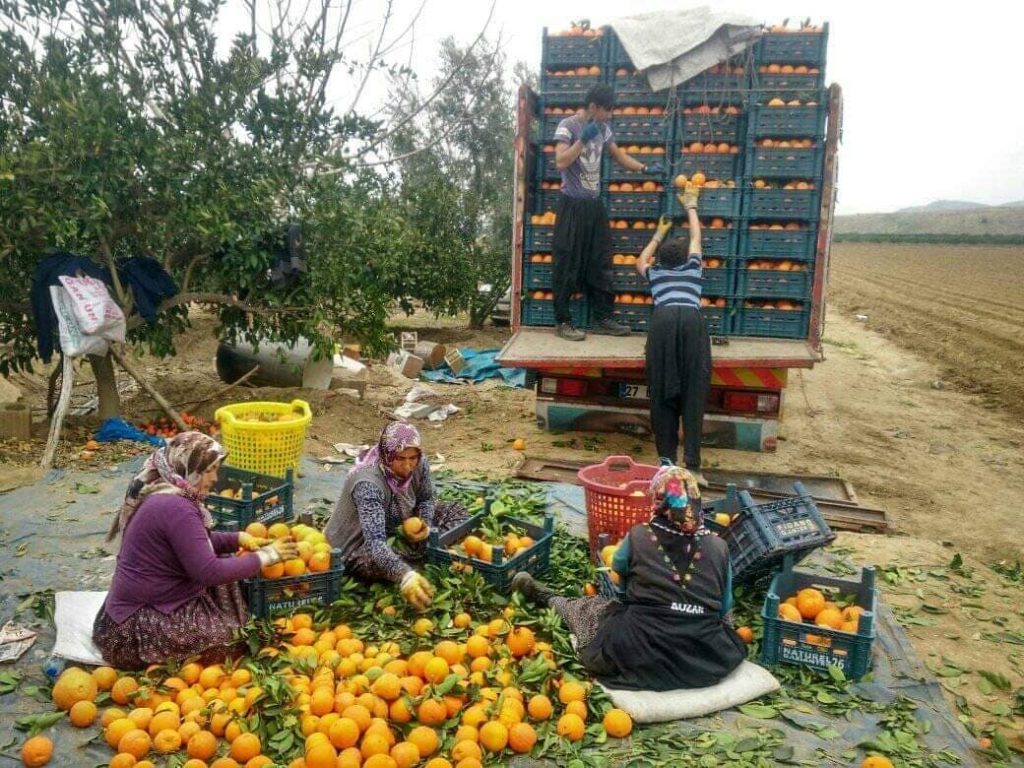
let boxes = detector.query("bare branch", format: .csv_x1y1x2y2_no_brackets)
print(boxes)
124,292,312,332
343,0,395,118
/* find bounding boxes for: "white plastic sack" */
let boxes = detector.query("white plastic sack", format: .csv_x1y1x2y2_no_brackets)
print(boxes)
57,274,126,340
49,285,109,358
599,661,780,723
52,591,107,665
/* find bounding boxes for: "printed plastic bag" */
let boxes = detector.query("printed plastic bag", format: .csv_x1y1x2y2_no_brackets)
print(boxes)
57,274,126,340
49,285,109,358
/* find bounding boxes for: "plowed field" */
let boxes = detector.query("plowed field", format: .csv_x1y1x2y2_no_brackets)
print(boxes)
828,242,1024,418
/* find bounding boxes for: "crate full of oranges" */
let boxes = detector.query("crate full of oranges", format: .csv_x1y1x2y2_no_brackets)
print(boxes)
207,466,293,531
760,559,876,679
242,521,344,618
427,506,555,594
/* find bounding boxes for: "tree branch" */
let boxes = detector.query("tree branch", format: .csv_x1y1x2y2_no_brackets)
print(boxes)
124,292,312,331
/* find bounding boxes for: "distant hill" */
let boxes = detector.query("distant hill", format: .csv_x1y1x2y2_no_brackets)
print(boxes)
835,205,1024,238
999,200,1024,209
896,200,990,214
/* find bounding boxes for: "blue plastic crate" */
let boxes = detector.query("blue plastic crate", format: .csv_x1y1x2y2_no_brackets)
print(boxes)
533,186,563,213
755,25,829,66
736,266,812,300
761,560,876,680
611,112,674,144
521,298,588,328
602,151,671,183
427,507,555,594
736,305,810,338
606,189,664,218
674,224,739,258
678,110,744,144
742,186,822,220
679,89,744,109
525,224,555,252
534,146,560,180
747,101,827,139
745,143,824,178
676,150,741,181
612,71,667,106
607,32,633,67
540,73,604,106
612,302,651,331
542,28,606,67
750,70,825,91
684,69,748,92
701,303,732,335
740,225,818,260
701,262,734,296
522,261,553,289
610,227,659,251
244,549,344,618
611,264,645,292
208,466,294,531
668,185,741,219
538,110,576,143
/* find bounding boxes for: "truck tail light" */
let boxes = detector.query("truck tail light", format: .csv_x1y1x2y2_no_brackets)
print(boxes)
539,377,588,397
723,391,780,415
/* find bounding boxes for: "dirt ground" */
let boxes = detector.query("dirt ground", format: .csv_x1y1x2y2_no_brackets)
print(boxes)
2,242,1024,750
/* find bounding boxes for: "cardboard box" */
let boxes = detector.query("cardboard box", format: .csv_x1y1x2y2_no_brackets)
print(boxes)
0,404,31,440
444,348,466,376
387,351,424,380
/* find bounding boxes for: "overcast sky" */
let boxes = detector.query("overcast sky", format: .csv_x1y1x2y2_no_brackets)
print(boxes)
229,0,1024,215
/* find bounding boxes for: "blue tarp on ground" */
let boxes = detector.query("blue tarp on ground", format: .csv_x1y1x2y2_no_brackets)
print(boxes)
0,458,981,767
419,348,526,388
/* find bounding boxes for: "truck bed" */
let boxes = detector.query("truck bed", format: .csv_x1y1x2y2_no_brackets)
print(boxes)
496,328,822,370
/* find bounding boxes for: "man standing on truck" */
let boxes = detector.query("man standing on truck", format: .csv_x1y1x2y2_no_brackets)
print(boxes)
552,83,663,341
635,185,709,479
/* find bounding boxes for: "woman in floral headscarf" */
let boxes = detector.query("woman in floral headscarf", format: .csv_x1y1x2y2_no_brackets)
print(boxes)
513,464,745,690
93,432,298,670
324,421,468,611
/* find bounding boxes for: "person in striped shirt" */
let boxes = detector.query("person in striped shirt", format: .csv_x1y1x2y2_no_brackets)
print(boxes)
635,185,711,480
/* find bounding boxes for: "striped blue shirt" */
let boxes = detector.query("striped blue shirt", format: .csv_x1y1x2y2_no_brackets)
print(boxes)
644,255,703,308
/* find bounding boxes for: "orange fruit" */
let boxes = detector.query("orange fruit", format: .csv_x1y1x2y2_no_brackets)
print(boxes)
342,704,372,734
328,717,360,749
479,721,508,753
304,741,337,768
557,680,588,704
508,722,538,753
153,728,183,753
93,666,118,691
527,694,553,720
284,558,307,577
564,700,587,720
451,741,482,762
453,613,472,629
20,736,53,767
199,666,226,690
230,733,262,762
109,755,137,768
434,641,464,666
363,756,397,768
465,635,490,659
118,729,153,759
507,627,536,658
148,709,180,736
187,730,219,760
556,713,585,741
815,607,844,630
69,699,98,727
796,588,826,620
690,172,706,187
182,760,207,768
417,698,448,726
52,666,98,711
423,657,450,684
391,742,421,768
106,718,138,749
407,726,439,758
127,707,154,730
736,626,754,644
778,603,802,622
337,748,362,768
102,707,127,728
210,758,241,768
246,758,273,768
361,731,391,760
603,708,633,738
861,758,895,768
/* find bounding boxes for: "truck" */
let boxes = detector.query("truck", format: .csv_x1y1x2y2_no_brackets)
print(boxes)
497,21,842,453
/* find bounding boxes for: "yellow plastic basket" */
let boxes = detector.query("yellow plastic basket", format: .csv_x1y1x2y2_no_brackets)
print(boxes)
214,399,312,478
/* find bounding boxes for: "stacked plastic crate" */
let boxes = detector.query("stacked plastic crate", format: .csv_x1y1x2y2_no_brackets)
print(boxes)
736,25,829,339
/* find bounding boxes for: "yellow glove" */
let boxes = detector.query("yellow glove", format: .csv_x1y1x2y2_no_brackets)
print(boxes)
238,532,268,551
400,571,436,612
679,183,700,212
656,215,673,239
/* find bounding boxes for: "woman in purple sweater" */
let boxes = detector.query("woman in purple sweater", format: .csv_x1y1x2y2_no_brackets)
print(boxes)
93,433,297,669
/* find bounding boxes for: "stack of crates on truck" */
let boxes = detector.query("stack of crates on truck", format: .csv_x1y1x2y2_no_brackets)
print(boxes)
505,20,835,452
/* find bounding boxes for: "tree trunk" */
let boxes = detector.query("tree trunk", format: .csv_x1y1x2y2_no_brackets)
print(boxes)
89,353,121,420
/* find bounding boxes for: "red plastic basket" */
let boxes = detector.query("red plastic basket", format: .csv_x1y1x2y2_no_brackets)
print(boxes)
578,455,660,556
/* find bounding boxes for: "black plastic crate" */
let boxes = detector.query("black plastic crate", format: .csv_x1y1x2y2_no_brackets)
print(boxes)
611,264,645,292
521,298,588,328
540,73,604,107
602,151,670,183
750,69,825,91
610,226,659,251
606,190,663,218
736,266,812,300
427,508,555,594
612,112,674,144
612,71,666,106
668,185,741,219
754,25,829,66
678,110,744,144
542,28,606,67
522,261,553,289
747,101,827,139
244,550,344,618
736,305,810,338
742,186,822,220
745,143,824,179
740,225,818,260
761,560,876,680
208,466,294,531
612,302,651,331
676,150,741,181
525,224,555,252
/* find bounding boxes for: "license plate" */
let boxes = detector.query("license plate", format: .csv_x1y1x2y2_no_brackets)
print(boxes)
618,383,649,400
